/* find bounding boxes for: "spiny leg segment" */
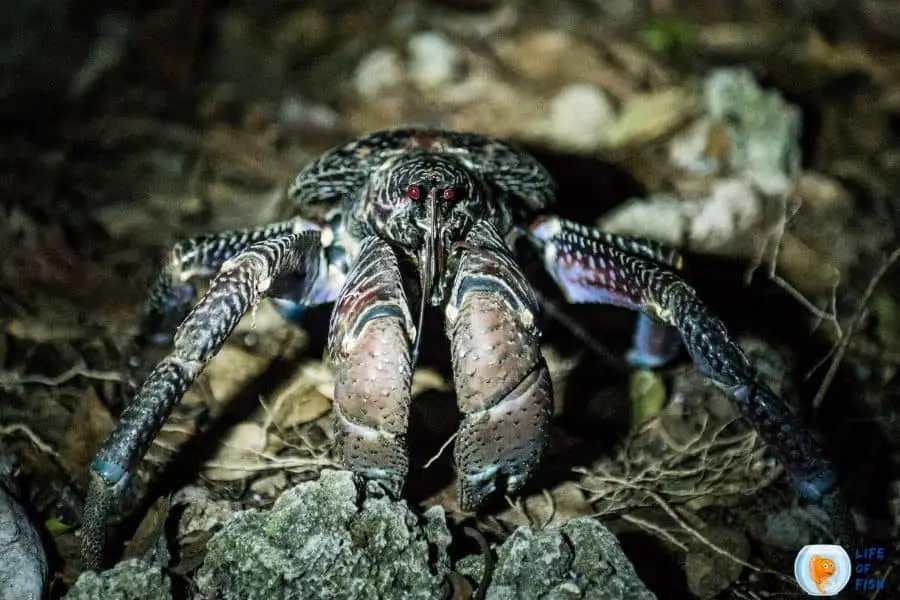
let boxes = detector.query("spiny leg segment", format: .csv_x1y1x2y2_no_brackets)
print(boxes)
139,218,321,343
590,229,687,369
527,216,853,541
82,230,323,570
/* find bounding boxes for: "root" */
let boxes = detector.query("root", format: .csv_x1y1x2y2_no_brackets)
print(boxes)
595,475,794,586
0,424,60,460
811,245,900,410
0,364,124,389
576,410,781,516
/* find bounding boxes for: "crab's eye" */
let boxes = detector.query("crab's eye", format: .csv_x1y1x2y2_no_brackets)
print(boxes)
441,188,457,201
405,185,422,200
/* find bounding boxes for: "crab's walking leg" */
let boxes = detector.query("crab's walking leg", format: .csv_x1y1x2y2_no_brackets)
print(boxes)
585,229,687,369
528,216,853,540
327,237,416,496
81,231,323,570
139,219,320,342
447,221,553,511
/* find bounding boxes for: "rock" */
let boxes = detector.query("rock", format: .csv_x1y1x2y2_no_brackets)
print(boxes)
702,68,802,194
757,506,830,550
601,178,772,258
684,527,749,599
666,67,802,196
457,517,655,600
0,485,47,600
407,31,463,89
195,469,452,600
890,481,900,540
354,48,405,99
64,559,172,600
548,84,615,150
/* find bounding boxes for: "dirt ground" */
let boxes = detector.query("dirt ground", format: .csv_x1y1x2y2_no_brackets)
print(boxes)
1,1,899,598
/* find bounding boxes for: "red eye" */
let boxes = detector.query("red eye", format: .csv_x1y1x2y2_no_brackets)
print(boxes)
405,185,421,200
442,188,456,201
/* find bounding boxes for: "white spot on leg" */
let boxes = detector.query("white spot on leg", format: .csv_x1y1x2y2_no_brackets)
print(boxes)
518,308,535,330
445,303,459,326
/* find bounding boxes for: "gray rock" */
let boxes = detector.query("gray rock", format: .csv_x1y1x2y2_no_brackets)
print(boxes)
548,84,615,151
0,485,47,600
195,469,451,600
407,31,463,89
703,68,802,192
63,559,172,600
759,506,829,550
458,518,655,600
354,48,405,99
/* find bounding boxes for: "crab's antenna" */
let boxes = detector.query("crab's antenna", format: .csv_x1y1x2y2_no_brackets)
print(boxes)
412,285,426,366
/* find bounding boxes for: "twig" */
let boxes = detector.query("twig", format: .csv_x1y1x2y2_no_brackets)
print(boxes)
0,364,124,388
0,424,61,460
423,432,458,469
812,246,900,410
621,513,689,551
770,273,841,337
869,565,892,600
599,476,794,584
503,496,533,527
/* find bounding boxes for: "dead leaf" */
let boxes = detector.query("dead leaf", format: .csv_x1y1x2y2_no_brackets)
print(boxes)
600,87,700,149
411,368,450,396
202,422,271,481
801,30,891,82
184,344,271,415
265,362,334,430
171,485,237,572
249,472,288,498
447,572,475,600
59,388,115,485
5,306,84,343
123,496,170,561
495,481,594,529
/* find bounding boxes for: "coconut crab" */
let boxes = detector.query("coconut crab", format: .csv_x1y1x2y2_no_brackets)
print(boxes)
81,128,853,570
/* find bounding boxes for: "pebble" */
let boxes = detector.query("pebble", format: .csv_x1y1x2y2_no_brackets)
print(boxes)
548,83,615,150
407,31,462,89
354,47,404,99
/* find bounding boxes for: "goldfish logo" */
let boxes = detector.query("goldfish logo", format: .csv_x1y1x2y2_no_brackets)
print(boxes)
794,545,851,596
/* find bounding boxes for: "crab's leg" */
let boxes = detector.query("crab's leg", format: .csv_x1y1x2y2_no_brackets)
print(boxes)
327,236,416,497
581,228,687,369
139,218,322,343
82,231,324,570
527,216,853,540
446,221,553,511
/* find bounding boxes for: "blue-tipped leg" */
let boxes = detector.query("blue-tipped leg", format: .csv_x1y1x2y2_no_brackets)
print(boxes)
90,458,129,487
527,215,855,542
626,314,682,369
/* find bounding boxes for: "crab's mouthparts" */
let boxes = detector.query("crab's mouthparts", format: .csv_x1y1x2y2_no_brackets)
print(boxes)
412,195,445,364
